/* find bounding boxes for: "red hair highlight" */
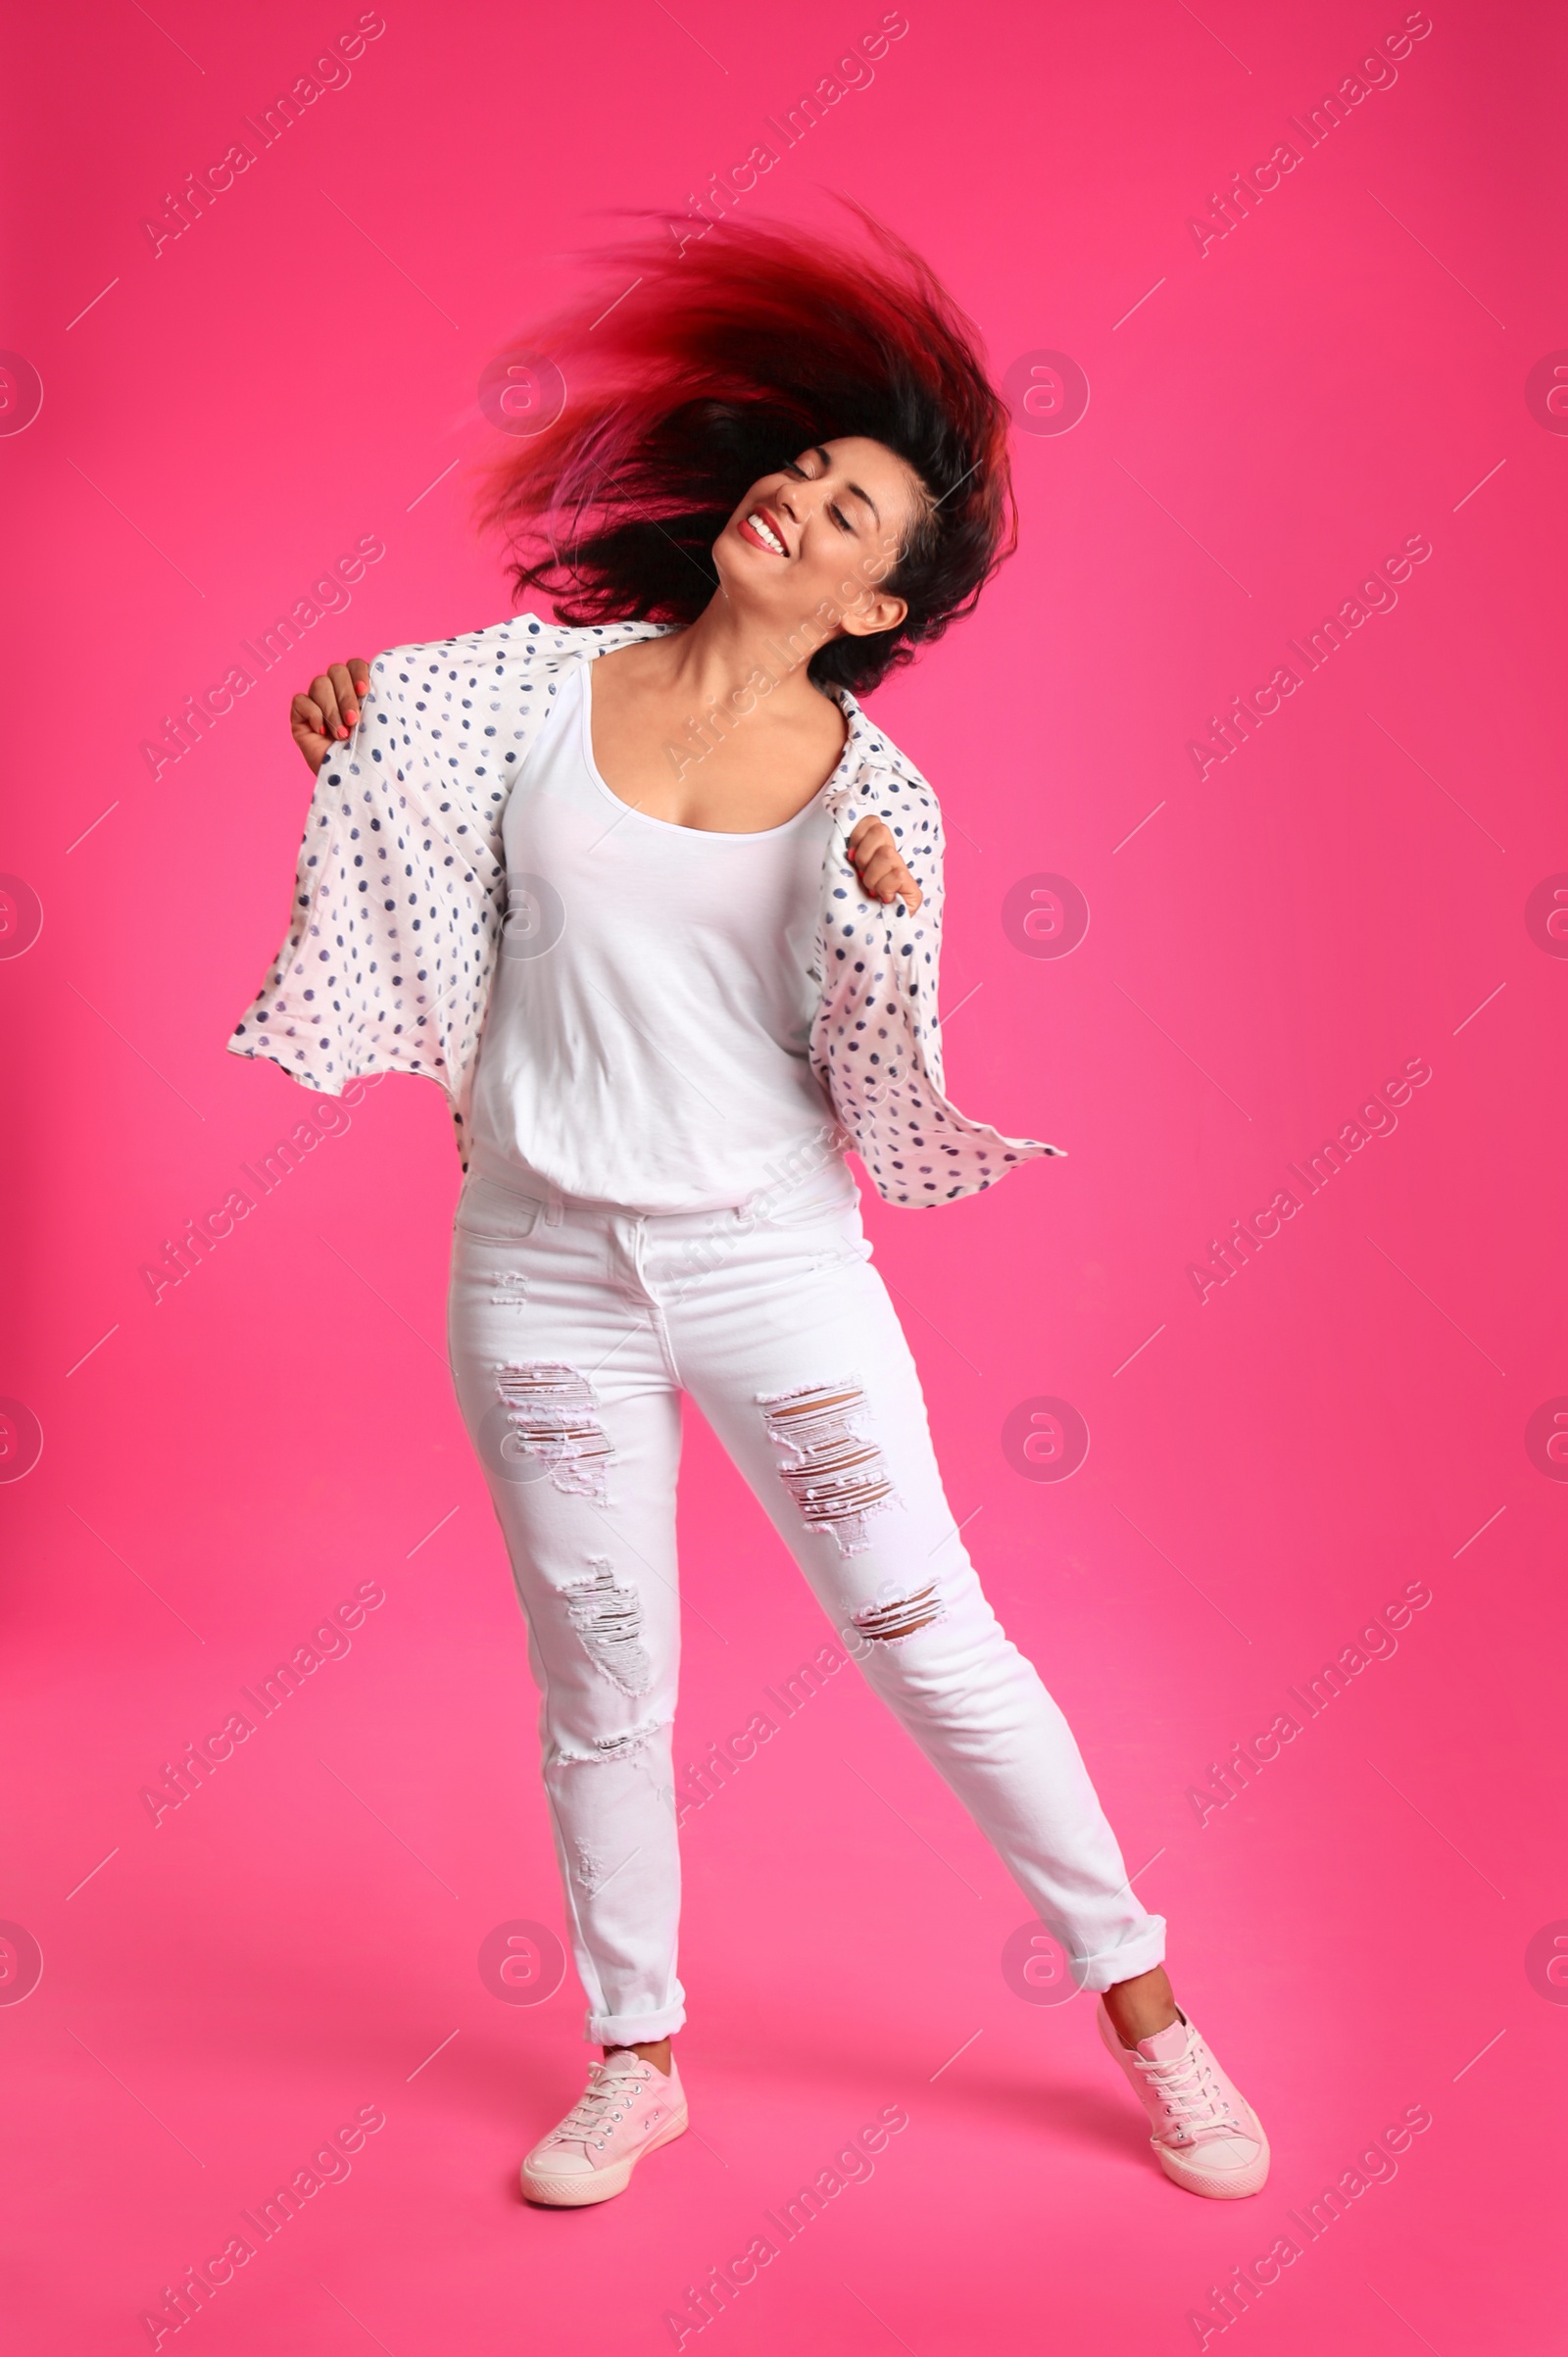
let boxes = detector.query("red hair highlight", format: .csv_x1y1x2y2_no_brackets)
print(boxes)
474,207,1017,694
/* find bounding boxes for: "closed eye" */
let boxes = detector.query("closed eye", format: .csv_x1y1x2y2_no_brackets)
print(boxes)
780,454,858,533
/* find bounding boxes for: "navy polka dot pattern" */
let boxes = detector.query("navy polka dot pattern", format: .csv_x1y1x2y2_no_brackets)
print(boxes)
226,614,1064,1204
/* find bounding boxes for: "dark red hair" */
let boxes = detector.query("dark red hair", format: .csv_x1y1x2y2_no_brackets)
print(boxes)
475,207,1017,696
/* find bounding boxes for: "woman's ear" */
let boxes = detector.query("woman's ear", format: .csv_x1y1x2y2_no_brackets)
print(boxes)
836,515,911,639
838,587,908,639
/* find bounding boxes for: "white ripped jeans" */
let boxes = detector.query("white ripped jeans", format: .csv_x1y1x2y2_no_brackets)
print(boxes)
447,1141,1166,2043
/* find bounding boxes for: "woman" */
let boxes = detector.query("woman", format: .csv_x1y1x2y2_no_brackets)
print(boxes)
230,212,1267,2207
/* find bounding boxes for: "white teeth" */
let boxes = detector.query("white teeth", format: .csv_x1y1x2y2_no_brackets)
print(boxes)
747,512,785,554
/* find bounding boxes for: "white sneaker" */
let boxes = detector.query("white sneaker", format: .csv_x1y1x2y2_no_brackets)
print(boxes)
521,2050,688,2207
1098,2002,1269,2198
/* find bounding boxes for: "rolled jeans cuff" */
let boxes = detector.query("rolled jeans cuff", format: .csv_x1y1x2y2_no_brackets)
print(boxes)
1076,1915,1168,1995
585,2002,687,2045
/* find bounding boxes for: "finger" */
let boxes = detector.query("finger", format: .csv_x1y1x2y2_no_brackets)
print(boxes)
327,662,363,732
858,853,919,905
848,819,921,908
349,657,370,712
848,814,894,859
307,671,345,739
867,854,921,910
290,696,331,773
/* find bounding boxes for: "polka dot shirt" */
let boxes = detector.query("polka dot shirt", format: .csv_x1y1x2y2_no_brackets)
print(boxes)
226,614,1063,1206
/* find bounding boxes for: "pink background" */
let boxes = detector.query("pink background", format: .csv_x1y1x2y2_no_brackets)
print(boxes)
3,0,1565,2348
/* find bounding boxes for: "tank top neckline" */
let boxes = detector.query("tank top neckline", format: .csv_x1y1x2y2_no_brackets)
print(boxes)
576,657,846,843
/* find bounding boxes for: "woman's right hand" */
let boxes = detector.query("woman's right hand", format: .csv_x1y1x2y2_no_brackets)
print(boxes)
291,660,371,773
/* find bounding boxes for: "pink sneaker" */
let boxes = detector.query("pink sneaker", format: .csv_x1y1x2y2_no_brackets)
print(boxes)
520,2050,689,2207
1098,2002,1269,2198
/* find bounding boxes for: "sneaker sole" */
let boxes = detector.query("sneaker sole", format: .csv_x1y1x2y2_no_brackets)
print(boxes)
520,2103,689,2208
1153,2109,1270,2200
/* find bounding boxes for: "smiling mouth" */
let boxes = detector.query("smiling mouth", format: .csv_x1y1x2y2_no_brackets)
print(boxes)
739,509,787,556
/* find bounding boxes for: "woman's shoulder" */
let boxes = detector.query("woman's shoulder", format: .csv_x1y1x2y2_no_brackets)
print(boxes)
834,689,944,836
368,612,674,685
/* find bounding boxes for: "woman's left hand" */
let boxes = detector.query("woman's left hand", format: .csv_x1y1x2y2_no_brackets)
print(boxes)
849,815,922,910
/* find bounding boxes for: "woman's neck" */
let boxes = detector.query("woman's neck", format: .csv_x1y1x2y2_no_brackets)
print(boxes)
651,591,838,714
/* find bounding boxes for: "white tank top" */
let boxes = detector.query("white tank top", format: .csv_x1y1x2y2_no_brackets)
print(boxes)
469,657,843,1211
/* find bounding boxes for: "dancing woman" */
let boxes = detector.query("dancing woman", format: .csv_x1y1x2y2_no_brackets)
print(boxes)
230,213,1268,2206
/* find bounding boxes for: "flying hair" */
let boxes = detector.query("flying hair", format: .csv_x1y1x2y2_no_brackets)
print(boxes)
475,205,1018,695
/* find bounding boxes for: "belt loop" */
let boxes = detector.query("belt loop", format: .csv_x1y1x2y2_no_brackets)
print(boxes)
544,1180,564,1229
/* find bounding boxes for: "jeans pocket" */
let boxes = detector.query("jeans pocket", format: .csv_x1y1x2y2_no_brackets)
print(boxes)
756,1154,859,1230
454,1175,545,1243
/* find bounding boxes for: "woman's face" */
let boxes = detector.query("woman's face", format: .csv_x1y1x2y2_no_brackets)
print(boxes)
712,436,924,650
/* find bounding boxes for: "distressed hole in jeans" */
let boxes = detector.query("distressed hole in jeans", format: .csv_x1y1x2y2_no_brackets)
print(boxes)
853,1579,944,1644
573,1839,608,1895
488,1269,528,1309
758,1377,897,1556
494,1360,612,1500
556,1715,664,1766
564,1558,653,1697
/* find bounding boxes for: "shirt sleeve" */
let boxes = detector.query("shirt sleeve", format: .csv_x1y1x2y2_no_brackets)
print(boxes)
894,792,948,1095
224,642,506,1102
813,763,1062,1205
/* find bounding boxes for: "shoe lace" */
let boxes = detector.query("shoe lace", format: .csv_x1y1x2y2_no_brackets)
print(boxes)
1143,2044,1245,2145
549,2064,649,2148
